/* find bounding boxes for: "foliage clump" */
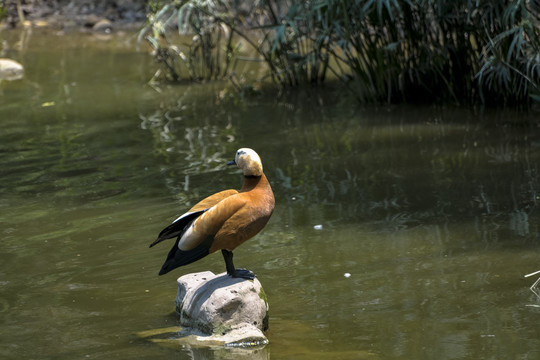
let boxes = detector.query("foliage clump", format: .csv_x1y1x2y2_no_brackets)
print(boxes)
140,0,540,106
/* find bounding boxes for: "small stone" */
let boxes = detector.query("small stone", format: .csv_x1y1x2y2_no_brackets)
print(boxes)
313,224,323,230
0,58,24,81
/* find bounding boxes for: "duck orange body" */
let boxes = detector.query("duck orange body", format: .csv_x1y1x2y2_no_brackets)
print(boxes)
150,148,274,279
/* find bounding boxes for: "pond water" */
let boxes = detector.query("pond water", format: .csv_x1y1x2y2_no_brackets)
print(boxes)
1,29,540,360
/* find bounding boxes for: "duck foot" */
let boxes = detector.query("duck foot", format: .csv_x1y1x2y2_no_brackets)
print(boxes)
222,249,256,280
231,268,256,280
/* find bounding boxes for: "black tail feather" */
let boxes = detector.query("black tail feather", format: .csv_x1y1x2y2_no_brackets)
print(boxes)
158,236,213,275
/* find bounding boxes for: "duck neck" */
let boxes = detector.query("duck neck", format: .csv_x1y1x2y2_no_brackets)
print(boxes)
240,174,264,192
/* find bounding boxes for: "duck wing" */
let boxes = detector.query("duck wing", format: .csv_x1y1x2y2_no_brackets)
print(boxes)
149,189,239,248
187,189,239,212
157,194,246,275
177,195,247,252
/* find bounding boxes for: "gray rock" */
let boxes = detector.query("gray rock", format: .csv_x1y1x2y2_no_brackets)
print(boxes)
92,19,112,33
176,271,269,346
0,58,23,81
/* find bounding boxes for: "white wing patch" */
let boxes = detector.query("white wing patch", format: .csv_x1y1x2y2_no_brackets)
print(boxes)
176,205,220,251
178,224,196,251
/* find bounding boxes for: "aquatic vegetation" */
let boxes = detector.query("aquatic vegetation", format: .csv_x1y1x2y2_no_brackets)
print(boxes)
138,0,242,82
0,5,7,23
140,0,540,105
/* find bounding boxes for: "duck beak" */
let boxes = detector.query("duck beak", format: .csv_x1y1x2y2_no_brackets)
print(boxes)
227,160,236,166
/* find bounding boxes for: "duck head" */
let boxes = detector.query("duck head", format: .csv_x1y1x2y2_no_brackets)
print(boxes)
228,148,263,177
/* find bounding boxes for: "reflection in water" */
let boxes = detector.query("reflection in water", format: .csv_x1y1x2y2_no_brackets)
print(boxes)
264,106,539,238
1,30,540,360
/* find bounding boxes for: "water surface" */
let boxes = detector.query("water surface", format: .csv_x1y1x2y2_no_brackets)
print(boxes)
1,29,540,359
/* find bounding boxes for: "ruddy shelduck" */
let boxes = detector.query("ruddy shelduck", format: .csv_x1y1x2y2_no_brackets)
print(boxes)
149,148,275,279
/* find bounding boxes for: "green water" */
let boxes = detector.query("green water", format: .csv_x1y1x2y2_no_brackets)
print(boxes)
1,29,540,359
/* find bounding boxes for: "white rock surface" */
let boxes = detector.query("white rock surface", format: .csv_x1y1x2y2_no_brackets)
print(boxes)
176,271,269,346
0,58,24,81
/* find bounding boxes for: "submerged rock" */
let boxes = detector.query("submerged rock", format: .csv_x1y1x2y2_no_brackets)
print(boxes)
137,326,269,359
176,271,269,346
0,58,23,81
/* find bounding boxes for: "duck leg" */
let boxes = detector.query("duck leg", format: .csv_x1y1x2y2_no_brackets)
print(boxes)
221,249,256,280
